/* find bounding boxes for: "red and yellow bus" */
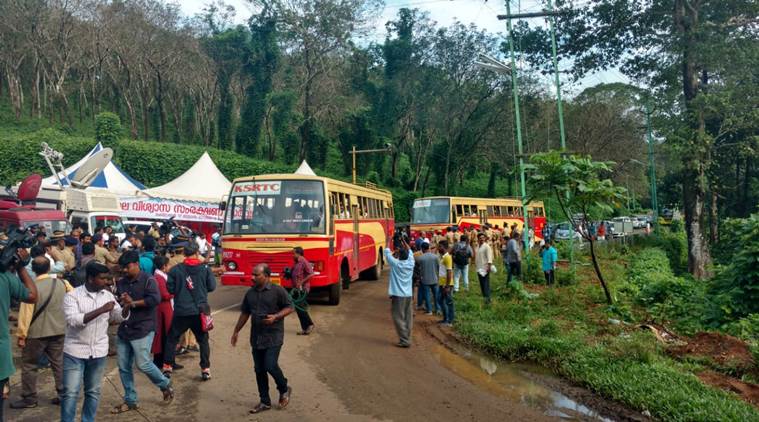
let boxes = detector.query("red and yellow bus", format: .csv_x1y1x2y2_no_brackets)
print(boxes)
220,174,394,305
410,196,546,240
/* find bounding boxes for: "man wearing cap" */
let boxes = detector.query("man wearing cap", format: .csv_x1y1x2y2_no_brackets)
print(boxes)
48,231,67,267
110,251,174,414
61,237,78,274
92,234,117,267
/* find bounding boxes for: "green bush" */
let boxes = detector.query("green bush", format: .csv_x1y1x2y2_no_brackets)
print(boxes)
636,228,688,274
627,248,707,334
94,112,122,145
708,214,759,322
0,129,292,188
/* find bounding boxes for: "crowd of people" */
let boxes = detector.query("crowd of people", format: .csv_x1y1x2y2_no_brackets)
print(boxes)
385,223,559,348
0,222,222,422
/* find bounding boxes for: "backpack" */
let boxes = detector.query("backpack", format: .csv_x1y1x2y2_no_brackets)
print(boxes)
452,243,470,267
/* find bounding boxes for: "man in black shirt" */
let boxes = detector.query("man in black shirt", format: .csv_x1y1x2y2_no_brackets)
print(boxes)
231,263,293,414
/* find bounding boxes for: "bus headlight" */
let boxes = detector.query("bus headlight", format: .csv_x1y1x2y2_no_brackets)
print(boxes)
226,261,237,271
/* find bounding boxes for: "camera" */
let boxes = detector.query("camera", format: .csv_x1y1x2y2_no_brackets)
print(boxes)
0,228,35,272
392,231,409,249
282,267,292,280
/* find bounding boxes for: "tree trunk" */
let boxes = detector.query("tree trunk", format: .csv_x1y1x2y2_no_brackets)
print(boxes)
123,92,138,140
709,186,718,244
155,71,167,142
443,141,453,194
487,162,498,197
588,239,613,304
675,0,711,279
299,84,313,163
742,157,751,215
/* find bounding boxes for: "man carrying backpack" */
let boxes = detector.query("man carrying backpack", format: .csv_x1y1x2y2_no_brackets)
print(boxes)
451,235,473,293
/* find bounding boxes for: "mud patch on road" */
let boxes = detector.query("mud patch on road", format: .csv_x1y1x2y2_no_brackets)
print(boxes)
422,320,649,422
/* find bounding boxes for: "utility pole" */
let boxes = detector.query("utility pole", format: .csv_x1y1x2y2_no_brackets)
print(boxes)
499,2,566,261
644,102,659,229
498,1,531,254
351,145,393,184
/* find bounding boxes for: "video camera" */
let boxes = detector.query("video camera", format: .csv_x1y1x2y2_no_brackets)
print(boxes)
392,230,409,250
0,227,35,272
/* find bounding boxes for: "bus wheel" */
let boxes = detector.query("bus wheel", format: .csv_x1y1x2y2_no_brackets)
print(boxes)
341,261,351,290
328,281,341,306
362,252,382,281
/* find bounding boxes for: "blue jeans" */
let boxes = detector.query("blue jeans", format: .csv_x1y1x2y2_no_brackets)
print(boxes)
453,265,469,291
418,284,438,313
117,332,170,405
61,353,107,422
437,286,455,323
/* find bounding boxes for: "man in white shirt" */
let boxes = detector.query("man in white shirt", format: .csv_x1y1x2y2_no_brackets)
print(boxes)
196,233,209,260
475,232,493,305
61,261,127,422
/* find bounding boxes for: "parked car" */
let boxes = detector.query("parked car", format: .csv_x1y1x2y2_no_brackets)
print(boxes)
554,222,582,241
632,216,648,229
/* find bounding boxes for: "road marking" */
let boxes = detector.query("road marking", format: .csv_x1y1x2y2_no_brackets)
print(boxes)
212,302,240,315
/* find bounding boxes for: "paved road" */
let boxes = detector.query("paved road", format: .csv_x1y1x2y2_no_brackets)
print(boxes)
7,274,551,422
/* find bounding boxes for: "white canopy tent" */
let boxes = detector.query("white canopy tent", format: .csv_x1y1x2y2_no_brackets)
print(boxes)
119,152,230,224
141,152,230,203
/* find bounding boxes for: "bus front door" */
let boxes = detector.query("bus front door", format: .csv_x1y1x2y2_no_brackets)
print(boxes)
352,205,359,277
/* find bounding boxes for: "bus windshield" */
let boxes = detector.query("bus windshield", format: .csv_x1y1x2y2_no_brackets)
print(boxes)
412,198,450,224
225,180,326,235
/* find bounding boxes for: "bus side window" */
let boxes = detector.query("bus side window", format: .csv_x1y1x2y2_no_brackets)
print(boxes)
471,205,478,216
344,194,351,218
487,206,494,217
462,205,470,216
371,199,379,218
456,204,463,218
451,207,457,223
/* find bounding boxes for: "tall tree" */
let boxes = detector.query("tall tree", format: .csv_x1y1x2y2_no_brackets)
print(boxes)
513,0,759,279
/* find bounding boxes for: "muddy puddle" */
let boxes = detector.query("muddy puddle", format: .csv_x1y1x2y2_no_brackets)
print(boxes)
431,343,615,421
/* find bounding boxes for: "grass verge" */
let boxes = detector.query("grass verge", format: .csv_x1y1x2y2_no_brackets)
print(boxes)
453,268,759,421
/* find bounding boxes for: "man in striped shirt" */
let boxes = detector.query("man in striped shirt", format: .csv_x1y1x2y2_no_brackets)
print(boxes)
61,262,128,422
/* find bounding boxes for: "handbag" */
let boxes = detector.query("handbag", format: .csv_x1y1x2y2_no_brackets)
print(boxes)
183,267,214,332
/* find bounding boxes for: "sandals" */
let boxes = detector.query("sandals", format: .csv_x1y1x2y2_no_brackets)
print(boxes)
249,403,272,414
111,403,139,414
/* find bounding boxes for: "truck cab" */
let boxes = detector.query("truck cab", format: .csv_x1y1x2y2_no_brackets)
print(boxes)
36,186,125,241
0,206,70,234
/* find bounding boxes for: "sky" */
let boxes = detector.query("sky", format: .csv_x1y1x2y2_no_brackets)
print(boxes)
176,0,628,94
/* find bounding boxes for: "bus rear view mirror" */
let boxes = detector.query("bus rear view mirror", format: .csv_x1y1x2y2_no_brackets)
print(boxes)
219,200,226,211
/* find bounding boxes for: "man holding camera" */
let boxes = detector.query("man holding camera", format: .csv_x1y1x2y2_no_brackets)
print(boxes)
384,238,415,348
0,245,38,422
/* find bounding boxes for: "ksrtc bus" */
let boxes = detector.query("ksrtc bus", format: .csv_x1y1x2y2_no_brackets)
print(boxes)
220,174,394,305
410,196,546,240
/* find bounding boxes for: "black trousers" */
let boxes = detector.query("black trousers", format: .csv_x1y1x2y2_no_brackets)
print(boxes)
253,346,288,406
163,315,210,369
295,307,314,332
544,270,555,285
0,377,7,422
293,289,314,331
478,273,491,303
